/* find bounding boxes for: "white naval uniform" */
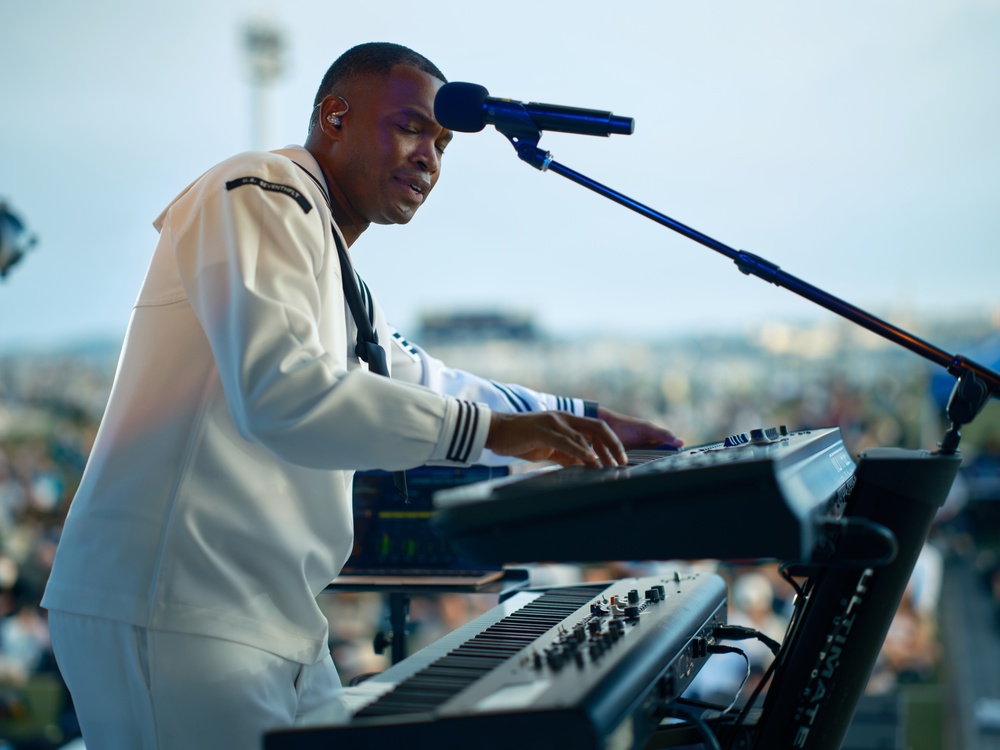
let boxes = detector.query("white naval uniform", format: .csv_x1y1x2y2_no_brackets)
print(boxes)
41,146,587,748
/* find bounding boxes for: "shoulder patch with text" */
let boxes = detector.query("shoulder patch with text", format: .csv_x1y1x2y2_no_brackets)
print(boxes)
225,176,312,214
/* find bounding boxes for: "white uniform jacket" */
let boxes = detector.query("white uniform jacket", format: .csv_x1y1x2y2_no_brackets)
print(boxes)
42,146,588,664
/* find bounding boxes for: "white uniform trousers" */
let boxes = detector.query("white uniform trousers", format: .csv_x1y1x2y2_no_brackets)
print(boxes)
49,611,349,750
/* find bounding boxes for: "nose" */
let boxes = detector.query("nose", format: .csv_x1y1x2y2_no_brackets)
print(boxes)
413,136,441,176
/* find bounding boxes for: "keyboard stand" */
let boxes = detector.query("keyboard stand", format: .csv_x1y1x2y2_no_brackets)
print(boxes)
325,569,530,664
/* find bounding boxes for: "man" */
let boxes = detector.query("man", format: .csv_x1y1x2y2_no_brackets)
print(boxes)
42,43,680,749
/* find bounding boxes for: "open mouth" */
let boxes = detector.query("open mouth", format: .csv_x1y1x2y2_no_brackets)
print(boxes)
395,176,427,201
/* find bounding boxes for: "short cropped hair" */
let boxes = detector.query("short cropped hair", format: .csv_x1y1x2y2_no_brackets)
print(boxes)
308,42,447,134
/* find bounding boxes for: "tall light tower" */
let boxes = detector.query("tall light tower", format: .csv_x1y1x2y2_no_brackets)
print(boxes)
242,19,287,151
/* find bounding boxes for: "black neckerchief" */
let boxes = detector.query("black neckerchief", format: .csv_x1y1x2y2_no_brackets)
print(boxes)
292,160,388,375
293,158,407,501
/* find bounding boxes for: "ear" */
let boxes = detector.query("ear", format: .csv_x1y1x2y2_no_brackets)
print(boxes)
317,95,350,139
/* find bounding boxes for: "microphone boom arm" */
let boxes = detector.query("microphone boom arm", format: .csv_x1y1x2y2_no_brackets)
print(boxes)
499,131,999,453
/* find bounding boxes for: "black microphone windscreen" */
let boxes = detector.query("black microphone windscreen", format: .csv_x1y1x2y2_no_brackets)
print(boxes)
434,82,490,133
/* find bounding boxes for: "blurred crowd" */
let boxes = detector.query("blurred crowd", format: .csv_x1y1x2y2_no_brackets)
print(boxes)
0,427,92,747
1,336,999,748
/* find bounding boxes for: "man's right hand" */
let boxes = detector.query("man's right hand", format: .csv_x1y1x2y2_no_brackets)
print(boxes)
485,411,628,468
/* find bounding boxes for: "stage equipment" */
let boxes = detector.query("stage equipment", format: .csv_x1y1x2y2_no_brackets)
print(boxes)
267,574,727,750
435,81,634,138
427,84,997,747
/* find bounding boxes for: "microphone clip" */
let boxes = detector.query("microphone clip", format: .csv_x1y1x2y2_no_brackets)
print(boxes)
490,105,552,171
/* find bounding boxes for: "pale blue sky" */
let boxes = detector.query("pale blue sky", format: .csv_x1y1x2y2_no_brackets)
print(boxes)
1,0,998,351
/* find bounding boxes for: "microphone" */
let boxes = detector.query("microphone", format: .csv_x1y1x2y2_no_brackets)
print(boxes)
434,82,634,137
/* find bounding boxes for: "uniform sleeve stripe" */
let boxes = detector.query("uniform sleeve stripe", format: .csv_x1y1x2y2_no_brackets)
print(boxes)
458,404,480,463
490,381,523,412
458,404,479,463
446,400,478,463
492,381,532,412
446,401,465,460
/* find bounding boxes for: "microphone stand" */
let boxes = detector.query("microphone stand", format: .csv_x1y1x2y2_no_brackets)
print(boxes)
492,115,999,453
490,113,997,750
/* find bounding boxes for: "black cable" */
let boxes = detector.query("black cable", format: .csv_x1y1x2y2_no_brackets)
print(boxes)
670,648,750,747
838,516,899,565
778,563,806,598
810,516,898,568
724,655,778,750
706,645,752,715
676,696,729,712
712,625,781,656
719,567,816,749
661,704,723,750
